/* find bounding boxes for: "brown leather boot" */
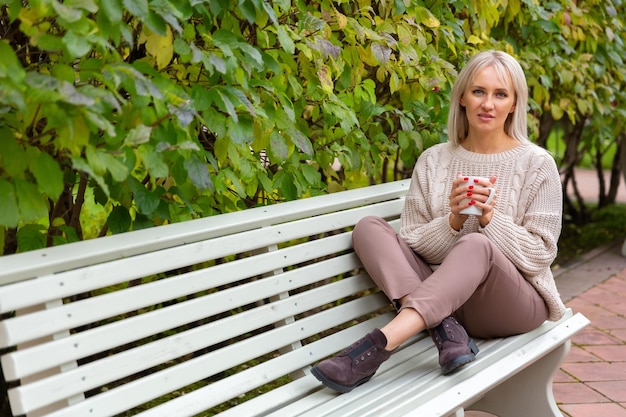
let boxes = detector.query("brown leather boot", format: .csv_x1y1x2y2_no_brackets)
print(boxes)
429,316,479,375
311,328,391,393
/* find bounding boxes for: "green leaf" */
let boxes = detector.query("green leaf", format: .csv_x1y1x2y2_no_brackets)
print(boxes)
137,145,169,178
276,25,295,53
0,180,19,227
31,152,64,200
184,154,214,191
101,0,123,23
0,40,25,83
268,131,288,163
132,213,154,230
0,130,27,177
275,170,296,200
238,0,256,24
57,116,90,156
123,0,148,17
71,156,110,196
212,29,238,56
125,125,153,146
228,115,253,144
222,168,246,197
128,177,161,215
101,153,130,182
52,1,83,22
15,179,49,223
17,224,47,252
85,145,108,176
63,31,92,58
107,205,132,234
301,163,321,185
286,127,312,157
213,88,238,122
56,224,80,244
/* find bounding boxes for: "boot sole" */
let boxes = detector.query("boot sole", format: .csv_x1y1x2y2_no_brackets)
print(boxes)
441,338,479,375
311,365,374,393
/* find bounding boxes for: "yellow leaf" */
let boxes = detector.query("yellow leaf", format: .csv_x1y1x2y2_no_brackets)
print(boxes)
389,71,400,94
317,65,334,96
144,27,174,70
58,117,90,155
396,25,412,45
423,16,440,28
550,103,564,120
467,35,483,45
335,10,347,29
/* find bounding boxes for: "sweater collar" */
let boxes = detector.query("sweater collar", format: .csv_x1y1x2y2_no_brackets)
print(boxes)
449,141,532,163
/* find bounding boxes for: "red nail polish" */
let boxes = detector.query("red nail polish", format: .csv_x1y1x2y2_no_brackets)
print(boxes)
469,200,475,205
464,177,469,181
468,185,474,189
467,192,472,197
473,178,479,183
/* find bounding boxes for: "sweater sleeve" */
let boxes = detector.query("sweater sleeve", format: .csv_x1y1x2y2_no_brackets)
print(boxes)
480,153,562,276
399,149,460,264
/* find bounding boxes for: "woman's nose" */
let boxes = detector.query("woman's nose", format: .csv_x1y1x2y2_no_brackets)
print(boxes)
481,96,494,109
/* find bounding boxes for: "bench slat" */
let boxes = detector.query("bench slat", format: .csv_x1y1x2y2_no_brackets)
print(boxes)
134,314,399,417
215,332,433,417
0,201,402,315
26,298,392,417
0,227,368,348
2,252,366,380
0,181,409,285
8,282,389,414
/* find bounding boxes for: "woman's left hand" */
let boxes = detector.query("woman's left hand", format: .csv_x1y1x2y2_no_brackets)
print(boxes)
476,175,497,227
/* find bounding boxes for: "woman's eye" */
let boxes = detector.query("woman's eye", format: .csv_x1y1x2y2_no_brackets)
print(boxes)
473,89,483,95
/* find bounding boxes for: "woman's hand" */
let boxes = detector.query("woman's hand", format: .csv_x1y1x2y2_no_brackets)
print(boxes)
449,175,497,229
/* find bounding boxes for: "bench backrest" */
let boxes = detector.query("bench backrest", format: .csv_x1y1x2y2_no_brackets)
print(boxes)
0,180,409,417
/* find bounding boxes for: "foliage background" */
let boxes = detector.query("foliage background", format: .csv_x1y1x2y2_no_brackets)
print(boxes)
0,0,625,256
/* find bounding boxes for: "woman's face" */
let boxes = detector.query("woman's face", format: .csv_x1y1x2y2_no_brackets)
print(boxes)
460,65,516,137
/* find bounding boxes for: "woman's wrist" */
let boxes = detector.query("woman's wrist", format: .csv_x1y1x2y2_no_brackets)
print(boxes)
449,213,464,231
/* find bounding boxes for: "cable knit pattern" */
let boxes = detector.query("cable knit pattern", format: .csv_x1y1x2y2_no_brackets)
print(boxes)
399,142,566,321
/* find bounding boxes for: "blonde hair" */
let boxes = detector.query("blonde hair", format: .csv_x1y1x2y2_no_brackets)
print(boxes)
447,50,529,145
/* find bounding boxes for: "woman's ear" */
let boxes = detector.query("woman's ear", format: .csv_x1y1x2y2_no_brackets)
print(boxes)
460,95,465,107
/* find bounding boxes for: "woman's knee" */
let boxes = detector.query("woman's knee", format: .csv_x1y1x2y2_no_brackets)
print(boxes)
352,216,393,246
353,215,386,236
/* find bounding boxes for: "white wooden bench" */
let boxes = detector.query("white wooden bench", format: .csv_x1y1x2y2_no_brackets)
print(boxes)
0,180,589,417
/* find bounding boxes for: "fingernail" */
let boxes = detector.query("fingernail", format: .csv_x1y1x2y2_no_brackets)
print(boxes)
467,192,472,197
473,179,479,183
464,177,469,181
468,185,474,189
469,200,475,205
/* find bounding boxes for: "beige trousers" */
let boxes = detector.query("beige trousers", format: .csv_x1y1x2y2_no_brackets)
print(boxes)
351,216,548,339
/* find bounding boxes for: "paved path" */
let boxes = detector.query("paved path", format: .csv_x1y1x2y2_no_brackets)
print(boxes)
554,168,626,416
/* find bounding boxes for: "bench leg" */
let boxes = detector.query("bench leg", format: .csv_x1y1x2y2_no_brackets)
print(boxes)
467,340,570,417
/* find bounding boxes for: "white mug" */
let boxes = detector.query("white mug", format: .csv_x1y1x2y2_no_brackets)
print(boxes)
459,176,495,216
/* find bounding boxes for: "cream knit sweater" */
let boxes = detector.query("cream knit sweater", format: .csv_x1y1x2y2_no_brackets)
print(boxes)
399,141,566,321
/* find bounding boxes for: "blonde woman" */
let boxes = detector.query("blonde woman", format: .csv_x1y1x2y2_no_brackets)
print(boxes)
312,50,565,393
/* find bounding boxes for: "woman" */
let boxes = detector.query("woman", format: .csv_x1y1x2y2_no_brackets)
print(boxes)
311,50,566,394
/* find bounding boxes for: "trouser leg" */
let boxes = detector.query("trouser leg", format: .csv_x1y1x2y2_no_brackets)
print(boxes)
351,216,432,310
400,233,548,338
352,216,548,339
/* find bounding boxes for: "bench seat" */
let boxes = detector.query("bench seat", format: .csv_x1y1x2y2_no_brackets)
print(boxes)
0,180,589,417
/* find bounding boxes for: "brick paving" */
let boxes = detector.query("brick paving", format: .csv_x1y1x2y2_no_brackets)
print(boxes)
555,251,626,416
